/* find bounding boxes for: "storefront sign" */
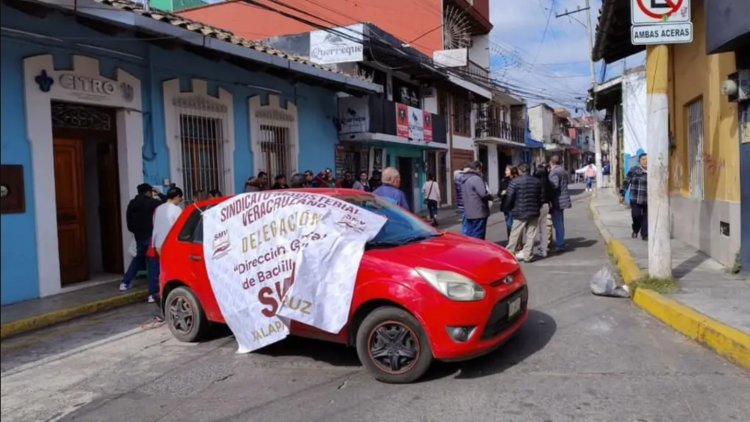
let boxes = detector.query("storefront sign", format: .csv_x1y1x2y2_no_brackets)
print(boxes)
202,192,386,353
423,111,433,142
35,69,135,103
338,97,369,133
396,103,409,138
408,106,424,141
310,24,364,65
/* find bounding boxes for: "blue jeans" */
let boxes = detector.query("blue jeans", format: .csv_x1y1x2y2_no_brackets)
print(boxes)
122,239,149,287
147,257,161,298
551,209,566,249
464,218,488,240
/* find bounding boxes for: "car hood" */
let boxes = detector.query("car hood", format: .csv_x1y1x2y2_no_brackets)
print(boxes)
364,233,519,285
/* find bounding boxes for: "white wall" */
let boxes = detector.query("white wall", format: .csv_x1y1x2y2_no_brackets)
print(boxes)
623,69,647,156
469,34,490,68
528,105,553,143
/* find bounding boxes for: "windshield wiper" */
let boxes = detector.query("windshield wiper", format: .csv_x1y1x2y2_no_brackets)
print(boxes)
367,233,441,249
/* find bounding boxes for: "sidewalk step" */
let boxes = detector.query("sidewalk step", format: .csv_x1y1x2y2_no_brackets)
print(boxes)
1,280,149,339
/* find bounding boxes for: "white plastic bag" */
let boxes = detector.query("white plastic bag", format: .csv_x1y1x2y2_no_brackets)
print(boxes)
590,266,630,298
128,238,137,257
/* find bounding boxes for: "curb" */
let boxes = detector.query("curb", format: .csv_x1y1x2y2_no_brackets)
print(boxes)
0,288,149,339
589,199,750,370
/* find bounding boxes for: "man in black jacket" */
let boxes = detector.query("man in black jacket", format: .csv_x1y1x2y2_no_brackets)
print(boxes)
120,183,161,291
505,163,543,262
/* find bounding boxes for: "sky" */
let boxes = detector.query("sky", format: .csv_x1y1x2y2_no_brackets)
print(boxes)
489,0,645,112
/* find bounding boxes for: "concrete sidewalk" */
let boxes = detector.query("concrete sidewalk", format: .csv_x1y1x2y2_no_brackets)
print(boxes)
591,188,750,368
1,279,148,339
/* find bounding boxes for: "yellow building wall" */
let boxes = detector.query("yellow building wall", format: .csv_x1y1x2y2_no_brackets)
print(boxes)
668,0,740,202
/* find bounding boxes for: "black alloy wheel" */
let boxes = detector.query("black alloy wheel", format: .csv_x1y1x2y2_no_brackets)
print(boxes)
165,286,208,342
356,306,433,383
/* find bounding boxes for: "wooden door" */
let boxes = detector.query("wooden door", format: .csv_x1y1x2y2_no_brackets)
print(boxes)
54,138,89,284
97,140,123,274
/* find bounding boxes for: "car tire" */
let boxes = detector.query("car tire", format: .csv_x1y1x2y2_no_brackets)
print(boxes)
165,286,208,342
355,306,433,384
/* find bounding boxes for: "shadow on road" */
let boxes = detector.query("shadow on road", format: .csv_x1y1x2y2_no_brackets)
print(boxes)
424,309,556,381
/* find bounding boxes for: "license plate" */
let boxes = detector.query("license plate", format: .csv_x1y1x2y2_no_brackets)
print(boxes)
508,297,521,318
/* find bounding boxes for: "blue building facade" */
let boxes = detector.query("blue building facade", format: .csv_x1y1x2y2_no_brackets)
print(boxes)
0,0,379,305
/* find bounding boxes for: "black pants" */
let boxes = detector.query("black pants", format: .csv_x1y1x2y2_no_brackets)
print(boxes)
426,199,438,221
631,203,648,239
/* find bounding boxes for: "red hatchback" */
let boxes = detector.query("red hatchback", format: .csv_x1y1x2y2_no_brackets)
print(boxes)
160,190,528,383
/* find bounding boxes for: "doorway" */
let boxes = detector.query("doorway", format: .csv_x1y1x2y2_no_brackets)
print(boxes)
51,102,123,285
478,145,489,179
397,157,414,211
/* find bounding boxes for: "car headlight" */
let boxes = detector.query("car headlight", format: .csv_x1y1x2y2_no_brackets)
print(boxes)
415,268,486,301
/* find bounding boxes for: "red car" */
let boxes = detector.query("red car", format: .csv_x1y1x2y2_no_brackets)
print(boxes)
160,189,528,383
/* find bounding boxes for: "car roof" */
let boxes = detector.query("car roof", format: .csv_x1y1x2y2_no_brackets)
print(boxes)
193,188,374,208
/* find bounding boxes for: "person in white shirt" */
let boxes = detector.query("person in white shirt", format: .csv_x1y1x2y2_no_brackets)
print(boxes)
422,173,441,227
148,186,184,303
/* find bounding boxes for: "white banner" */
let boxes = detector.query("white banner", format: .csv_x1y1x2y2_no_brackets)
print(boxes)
408,106,424,142
338,96,369,133
310,24,364,65
202,191,386,353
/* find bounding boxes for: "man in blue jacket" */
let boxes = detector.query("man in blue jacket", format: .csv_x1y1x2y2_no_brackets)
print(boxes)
373,167,409,209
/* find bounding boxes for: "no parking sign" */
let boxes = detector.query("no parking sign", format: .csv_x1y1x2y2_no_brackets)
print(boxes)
631,0,693,45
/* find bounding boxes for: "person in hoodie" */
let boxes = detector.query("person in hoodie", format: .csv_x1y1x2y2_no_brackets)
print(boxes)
373,167,409,209
461,161,493,240
120,183,161,291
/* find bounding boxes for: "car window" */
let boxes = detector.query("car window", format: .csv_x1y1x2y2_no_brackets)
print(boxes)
341,194,439,247
178,210,201,242
177,205,213,244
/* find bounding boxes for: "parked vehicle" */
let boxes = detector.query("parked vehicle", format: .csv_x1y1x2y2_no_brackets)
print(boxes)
160,189,529,383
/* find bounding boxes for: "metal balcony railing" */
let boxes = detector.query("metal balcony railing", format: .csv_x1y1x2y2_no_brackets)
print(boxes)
477,120,525,144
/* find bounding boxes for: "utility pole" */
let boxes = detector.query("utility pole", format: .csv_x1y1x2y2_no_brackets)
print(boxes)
646,45,672,279
556,0,602,190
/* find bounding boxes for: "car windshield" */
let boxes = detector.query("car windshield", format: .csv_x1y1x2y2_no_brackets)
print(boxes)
341,194,440,248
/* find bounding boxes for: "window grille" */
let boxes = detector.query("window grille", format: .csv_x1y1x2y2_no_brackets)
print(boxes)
174,96,227,204
259,124,290,179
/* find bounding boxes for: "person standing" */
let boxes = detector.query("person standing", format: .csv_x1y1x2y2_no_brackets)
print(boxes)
303,170,314,187
460,161,492,240
422,173,441,226
148,187,184,303
369,170,382,191
620,153,648,240
353,171,370,191
271,174,289,190
498,165,519,237
505,163,543,262
120,183,160,291
585,163,597,192
548,155,572,252
340,171,356,189
289,173,306,188
602,161,611,188
373,167,409,209
534,163,553,258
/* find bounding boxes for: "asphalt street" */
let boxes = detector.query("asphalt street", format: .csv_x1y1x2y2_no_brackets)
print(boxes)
2,190,749,422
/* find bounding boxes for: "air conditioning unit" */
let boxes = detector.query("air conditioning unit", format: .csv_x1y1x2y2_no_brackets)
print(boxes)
723,70,750,102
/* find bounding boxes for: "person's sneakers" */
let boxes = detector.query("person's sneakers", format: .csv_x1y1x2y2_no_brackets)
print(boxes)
631,232,638,239
119,282,131,292
147,295,161,303
642,235,648,241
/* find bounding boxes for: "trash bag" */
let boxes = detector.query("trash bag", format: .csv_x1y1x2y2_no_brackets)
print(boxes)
590,266,630,298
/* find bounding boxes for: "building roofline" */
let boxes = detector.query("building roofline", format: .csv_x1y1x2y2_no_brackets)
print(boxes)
11,0,382,94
